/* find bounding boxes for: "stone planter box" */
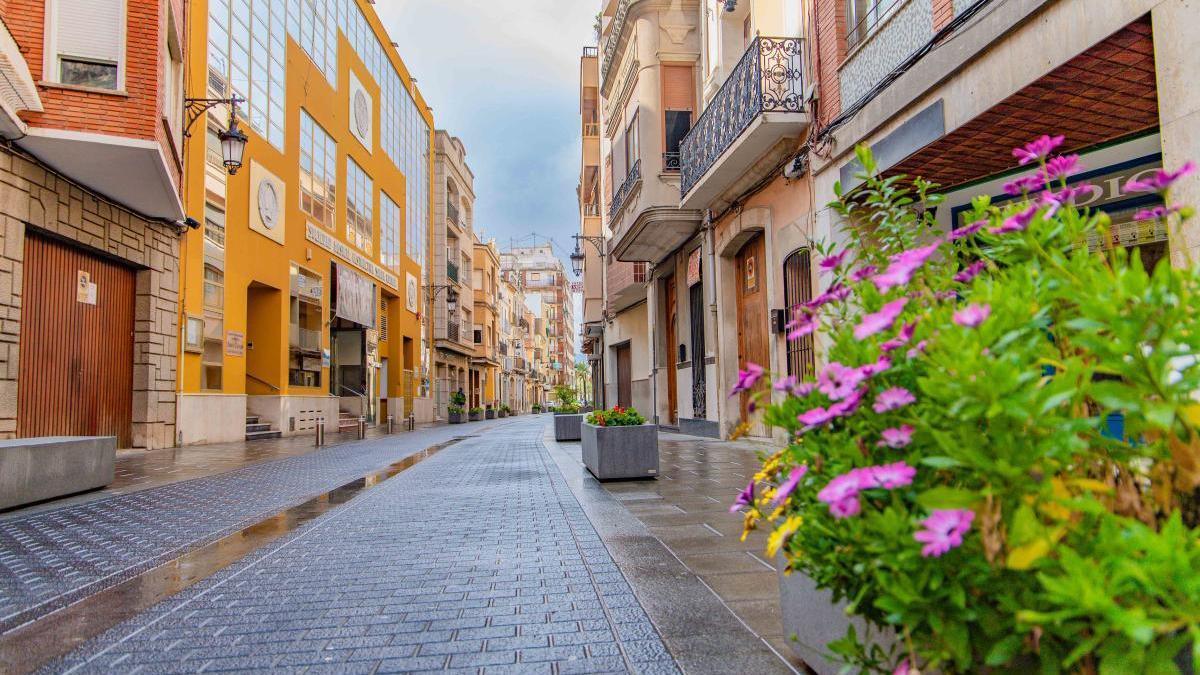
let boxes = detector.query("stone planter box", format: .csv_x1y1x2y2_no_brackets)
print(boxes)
777,559,894,675
553,413,584,441
580,422,658,480
498,410,507,418
468,411,483,422
485,409,496,420
448,411,464,424
0,436,116,510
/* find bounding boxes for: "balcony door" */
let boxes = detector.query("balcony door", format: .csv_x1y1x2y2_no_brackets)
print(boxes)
615,343,632,409
735,234,769,427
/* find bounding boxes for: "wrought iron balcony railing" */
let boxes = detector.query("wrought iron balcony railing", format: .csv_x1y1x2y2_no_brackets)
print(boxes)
447,320,460,342
680,36,805,197
607,159,641,223
447,261,459,283
662,152,680,173
582,202,600,217
583,120,600,137
582,46,598,58
447,202,460,227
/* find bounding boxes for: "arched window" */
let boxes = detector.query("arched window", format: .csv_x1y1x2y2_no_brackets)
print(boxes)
782,248,815,378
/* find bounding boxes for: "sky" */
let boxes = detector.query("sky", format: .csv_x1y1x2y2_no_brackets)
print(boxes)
376,0,597,261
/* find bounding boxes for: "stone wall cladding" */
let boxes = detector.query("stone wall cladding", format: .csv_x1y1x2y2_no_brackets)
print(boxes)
839,0,934,109
0,147,179,448
954,0,979,14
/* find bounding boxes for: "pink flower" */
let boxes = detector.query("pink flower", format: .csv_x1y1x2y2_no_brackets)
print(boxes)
818,472,862,505
873,387,915,413
878,425,914,449
872,241,941,292
729,480,755,513
953,260,986,284
1134,204,1183,221
829,387,866,418
857,355,893,378
771,466,808,506
1041,154,1080,181
1003,175,1043,196
953,304,991,328
730,363,765,396
818,362,866,401
828,497,861,519
807,283,851,310
870,461,916,489
798,406,836,432
786,310,818,340
773,375,799,392
792,381,816,397
894,660,914,675
1012,135,1065,165
949,220,985,241
1043,182,1095,205
851,265,878,282
989,203,1039,234
854,298,908,340
820,250,849,272
914,509,975,557
906,340,928,359
1126,162,1197,193
880,322,916,353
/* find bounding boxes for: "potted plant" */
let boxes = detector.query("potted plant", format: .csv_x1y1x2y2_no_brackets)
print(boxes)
485,405,496,420
532,404,542,414
732,141,1200,674
581,406,657,480
498,404,509,418
447,405,464,425
553,384,585,441
467,406,483,422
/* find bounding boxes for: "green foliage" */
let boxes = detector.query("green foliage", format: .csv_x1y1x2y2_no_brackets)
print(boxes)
586,406,646,427
468,407,483,415
555,384,579,409
447,405,464,415
450,390,467,406
745,143,1200,674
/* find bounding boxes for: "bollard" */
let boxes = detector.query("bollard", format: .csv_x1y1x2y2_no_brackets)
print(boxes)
315,417,325,446
407,414,415,431
357,416,366,440
387,415,394,434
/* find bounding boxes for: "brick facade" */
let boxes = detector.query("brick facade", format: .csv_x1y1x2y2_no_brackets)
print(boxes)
0,146,179,448
813,0,847,126
932,0,955,31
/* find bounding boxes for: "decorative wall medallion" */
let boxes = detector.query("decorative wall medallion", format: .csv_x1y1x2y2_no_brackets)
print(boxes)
257,180,279,229
353,90,370,139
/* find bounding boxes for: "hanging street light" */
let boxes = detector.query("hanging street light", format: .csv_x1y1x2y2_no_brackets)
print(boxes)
183,95,249,176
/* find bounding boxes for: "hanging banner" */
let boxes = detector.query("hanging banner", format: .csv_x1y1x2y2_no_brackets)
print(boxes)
686,248,702,286
336,263,376,328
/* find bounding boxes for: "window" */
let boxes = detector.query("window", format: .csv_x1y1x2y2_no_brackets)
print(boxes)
299,111,337,227
346,158,373,253
203,264,225,311
474,326,483,344
783,249,815,378
205,127,225,170
624,111,640,171
846,0,897,49
664,111,691,165
162,2,184,142
381,192,400,273
204,202,226,249
289,264,323,387
48,0,124,90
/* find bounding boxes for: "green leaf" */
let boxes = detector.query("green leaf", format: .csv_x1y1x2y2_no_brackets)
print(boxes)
917,487,979,510
985,635,1024,666
919,456,964,469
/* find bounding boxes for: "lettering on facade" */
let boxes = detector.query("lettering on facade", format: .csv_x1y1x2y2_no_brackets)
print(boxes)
226,331,245,357
306,222,399,289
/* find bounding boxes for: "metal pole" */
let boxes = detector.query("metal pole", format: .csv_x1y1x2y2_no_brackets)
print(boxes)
357,415,366,440
387,415,394,434
315,416,325,446
408,414,415,431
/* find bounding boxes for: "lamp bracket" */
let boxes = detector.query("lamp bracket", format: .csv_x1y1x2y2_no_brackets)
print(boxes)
184,96,244,137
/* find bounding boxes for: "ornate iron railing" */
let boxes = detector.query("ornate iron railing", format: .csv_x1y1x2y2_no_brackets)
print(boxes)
447,320,460,342
600,0,632,83
679,36,805,197
447,260,459,283
582,46,598,58
662,152,680,173
607,159,641,223
447,202,460,227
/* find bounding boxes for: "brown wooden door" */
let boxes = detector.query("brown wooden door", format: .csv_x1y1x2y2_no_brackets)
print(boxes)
615,343,632,408
18,234,135,446
735,235,769,425
663,276,678,424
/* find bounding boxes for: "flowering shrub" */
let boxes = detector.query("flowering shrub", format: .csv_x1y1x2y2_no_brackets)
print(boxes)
734,139,1200,673
586,405,646,427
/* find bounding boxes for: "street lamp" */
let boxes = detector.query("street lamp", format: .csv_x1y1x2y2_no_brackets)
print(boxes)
570,242,585,276
571,234,606,278
184,95,249,176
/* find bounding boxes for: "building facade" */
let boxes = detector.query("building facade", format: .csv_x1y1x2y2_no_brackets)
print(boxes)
0,0,186,448
177,0,433,444
470,235,501,411
432,131,475,419
499,245,575,390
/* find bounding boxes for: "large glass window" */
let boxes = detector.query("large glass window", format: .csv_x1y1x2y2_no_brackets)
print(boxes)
346,157,373,253
381,192,400,273
289,264,324,387
202,201,227,391
299,110,337,227
51,0,123,90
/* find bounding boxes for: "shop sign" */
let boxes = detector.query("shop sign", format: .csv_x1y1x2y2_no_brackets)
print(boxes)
306,222,398,289
226,331,245,357
336,263,377,328
687,248,702,286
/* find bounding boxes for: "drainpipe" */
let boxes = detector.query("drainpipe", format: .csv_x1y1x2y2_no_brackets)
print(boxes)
702,210,720,423
647,261,658,426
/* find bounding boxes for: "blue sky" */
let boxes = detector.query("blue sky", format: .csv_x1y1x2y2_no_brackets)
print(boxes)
376,0,598,262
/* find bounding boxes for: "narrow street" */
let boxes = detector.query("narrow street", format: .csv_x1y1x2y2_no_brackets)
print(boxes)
0,418,794,674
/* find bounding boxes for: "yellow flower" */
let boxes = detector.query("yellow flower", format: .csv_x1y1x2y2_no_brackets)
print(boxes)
765,515,803,558
740,511,759,541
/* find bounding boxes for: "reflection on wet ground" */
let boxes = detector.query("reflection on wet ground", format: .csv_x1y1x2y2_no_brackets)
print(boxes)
0,440,461,674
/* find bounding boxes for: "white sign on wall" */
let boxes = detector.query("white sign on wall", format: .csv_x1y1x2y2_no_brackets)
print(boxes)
336,264,376,328
306,222,398,289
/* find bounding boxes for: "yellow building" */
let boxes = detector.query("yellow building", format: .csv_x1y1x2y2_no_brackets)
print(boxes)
470,236,501,411
178,0,433,443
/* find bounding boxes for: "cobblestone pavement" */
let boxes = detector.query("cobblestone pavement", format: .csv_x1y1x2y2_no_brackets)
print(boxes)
0,419,516,633
50,417,680,674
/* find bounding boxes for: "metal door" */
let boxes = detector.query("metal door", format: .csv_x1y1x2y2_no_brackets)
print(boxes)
18,234,135,446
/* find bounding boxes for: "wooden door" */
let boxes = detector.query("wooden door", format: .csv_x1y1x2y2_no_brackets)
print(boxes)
18,234,135,446
735,235,769,425
663,276,678,424
615,344,632,408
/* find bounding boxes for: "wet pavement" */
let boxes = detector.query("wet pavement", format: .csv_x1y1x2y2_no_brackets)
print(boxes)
39,417,681,674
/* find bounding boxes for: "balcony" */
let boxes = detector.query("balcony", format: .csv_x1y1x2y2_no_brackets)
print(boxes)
607,260,648,314
447,321,461,343
607,160,641,224
663,152,680,173
447,202,460,228
680,36,809,212
447,261,459,283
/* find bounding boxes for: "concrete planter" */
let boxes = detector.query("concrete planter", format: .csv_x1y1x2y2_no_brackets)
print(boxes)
0,436,116,509
777,559,895,674
485,409,496,420
553,413,584,441
468,411,482,422
448,411,464,424
580,422,658,480
498,410,508,418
